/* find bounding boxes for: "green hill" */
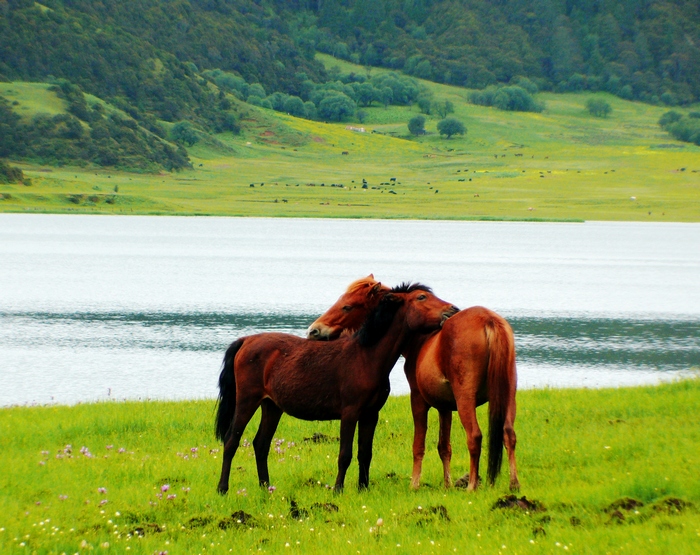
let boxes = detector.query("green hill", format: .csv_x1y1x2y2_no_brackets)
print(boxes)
2,57,699,221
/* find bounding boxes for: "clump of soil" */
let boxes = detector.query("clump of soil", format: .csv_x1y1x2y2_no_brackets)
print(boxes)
652,498,694,514
604,497,644,513
186,516,213,529
311,502,339,513
408,505,451,526
219,510,257,530
492,495,546,512
304,432,338,443
129,523,162,536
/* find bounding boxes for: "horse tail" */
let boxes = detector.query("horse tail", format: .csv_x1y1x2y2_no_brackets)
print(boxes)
486,316,516,485
215,338,244,442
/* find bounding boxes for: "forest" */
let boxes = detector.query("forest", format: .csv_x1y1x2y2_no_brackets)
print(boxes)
1,0,699,169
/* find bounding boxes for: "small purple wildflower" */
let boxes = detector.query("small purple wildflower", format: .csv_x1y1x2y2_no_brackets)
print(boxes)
98,487,107,495
267,485,276,493
190,447,198,454
58,495,68,501
161,484,170,493
106,445,113,450
99,499,108,506
166,494,176,500
117,447,126,454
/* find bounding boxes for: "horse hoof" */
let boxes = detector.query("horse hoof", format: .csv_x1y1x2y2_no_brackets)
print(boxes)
217,486,229,496
510,482,521,492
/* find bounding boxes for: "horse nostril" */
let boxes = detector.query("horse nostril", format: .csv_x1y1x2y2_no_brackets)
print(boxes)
308,328,319,338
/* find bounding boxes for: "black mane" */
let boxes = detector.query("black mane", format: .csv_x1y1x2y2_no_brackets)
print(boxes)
391,282,433,294
355,293,403,347
355,283,432,347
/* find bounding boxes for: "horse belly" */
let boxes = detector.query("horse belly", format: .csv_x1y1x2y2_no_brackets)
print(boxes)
417,368,456,411
266,376,342,421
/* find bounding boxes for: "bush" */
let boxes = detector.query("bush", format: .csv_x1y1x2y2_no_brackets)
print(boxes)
586,98,612,118
408,115,426,136
469,85,543,113
0,160,25,184
437,117,466,139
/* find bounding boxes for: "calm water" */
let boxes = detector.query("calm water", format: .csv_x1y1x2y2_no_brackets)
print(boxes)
1,214,699,406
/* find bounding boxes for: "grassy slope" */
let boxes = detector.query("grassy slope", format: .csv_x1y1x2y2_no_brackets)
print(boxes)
0,379,698,554
1,60,699,221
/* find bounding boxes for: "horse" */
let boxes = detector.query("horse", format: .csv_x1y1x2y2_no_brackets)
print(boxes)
215,283,458,494
307,275,520,492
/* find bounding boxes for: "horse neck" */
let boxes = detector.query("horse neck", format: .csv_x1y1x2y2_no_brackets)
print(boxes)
401,331,433,363
361,305,411,378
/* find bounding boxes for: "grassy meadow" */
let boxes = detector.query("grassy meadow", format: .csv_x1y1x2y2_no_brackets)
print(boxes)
1,55,699,221
1,379,698,554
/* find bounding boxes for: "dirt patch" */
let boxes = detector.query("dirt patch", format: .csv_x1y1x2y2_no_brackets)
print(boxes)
129,523,162,536
407,505,451,527
186,516,213,529
311,502,339,513
652,498,694,514
604,497,644,513
492,495,546,512
219,510,258,530
304,432,338,443
312,136,325,143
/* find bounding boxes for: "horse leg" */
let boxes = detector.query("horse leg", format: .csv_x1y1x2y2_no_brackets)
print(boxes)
357,410,380,490
453,398,482,491
252,399,284,487
504,400,520,491
334,416,358,492
410,391,430,490
217,398,261,494
437,409,453,488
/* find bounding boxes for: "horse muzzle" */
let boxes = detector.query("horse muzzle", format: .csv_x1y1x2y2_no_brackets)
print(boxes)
440,306,460,326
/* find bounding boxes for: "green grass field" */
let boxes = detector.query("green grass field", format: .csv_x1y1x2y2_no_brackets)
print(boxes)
2,56,699,221
0,379,698,554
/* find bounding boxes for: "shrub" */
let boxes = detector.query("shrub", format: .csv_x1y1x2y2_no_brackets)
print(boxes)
408,115,426,136
437,117,466,139
586,98,612,118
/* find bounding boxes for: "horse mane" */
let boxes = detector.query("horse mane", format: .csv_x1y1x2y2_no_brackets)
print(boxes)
391,282,433,294
345,274,380,293
355,293,403,347
355,283,431,347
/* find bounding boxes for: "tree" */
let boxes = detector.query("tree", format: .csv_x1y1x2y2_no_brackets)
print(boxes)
283,96,305,117
318,93,356,121
585,98,612,118
435,100,454,119
437,117,465,139
171,121,199,146
408,115,426,136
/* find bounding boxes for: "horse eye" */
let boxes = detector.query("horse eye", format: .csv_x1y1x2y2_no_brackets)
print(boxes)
417,294,427,301
342,305,353,313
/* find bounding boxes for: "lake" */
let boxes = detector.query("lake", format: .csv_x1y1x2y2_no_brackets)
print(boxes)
1,214,698,406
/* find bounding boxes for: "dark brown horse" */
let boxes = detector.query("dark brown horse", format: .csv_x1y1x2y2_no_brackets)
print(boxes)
215,283,458,493
307,276,520,491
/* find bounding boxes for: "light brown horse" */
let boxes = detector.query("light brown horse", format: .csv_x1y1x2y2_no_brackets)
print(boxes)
215,283,458,493
307,275,519,491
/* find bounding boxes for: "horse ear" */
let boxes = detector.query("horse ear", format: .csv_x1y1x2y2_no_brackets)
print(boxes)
367,273,374,279
369,282,383,297
382,292,402,304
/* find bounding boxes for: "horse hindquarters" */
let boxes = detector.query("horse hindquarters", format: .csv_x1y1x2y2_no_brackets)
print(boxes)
485,319,519,490
216,338,244,443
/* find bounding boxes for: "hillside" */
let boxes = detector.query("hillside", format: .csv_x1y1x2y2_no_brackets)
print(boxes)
2,59,699,221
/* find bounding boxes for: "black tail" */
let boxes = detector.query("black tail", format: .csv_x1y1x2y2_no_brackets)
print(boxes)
486,318,516,485
215,338,244,442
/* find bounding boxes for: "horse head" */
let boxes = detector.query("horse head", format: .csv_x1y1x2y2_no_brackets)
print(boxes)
310,278,458,343
307,274,389,340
